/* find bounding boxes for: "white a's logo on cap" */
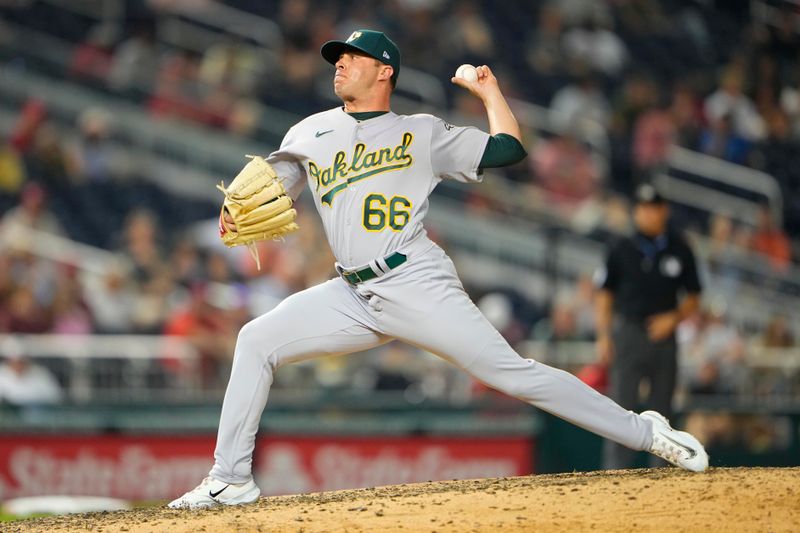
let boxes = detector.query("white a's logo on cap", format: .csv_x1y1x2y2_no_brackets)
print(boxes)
383,50,390,59
347,31,362,43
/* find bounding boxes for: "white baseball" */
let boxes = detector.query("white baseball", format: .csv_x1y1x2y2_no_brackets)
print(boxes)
455,63,478,83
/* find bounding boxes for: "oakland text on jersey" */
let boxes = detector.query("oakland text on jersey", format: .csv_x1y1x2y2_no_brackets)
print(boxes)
309,132,414,206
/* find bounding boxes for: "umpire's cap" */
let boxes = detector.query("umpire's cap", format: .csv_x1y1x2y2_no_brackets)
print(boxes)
321,29,400,86
634,183,667,205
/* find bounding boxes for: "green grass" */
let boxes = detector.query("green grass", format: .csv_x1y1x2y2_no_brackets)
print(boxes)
0,511,52,522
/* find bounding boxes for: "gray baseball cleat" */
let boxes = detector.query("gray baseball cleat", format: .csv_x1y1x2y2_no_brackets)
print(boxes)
167,476,261,509
641,410,709,472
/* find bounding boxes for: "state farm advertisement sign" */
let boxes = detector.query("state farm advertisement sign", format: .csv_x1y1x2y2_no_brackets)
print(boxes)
255,437,532,496
0,435,532,500
0,435,215,501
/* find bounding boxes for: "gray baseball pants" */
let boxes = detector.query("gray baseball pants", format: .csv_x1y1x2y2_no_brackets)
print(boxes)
210,243,653,483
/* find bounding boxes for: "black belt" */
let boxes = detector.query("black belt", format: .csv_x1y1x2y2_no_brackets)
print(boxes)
338,252,407,285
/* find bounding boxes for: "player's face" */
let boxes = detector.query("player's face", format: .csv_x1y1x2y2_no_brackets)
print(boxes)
333,51,384,101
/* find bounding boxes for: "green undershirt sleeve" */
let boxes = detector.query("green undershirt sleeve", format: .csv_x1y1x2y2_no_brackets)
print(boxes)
479,133,527,168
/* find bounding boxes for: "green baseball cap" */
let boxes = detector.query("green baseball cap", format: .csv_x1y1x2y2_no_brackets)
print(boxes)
321,29,400,86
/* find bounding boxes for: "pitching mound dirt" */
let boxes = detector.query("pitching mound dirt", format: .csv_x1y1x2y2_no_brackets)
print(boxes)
9,467,799,532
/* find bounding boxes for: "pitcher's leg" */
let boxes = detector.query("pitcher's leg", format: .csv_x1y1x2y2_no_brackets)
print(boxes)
210,279,388,483
461,332,652,451
386,288,651,452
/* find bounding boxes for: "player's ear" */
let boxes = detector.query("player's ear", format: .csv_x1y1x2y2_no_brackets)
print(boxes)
379,65,394,83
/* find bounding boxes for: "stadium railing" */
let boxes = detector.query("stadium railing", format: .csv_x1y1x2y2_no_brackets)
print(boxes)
0,333,201,403
655,146,783,227
1,330,797,409
0,222,122,276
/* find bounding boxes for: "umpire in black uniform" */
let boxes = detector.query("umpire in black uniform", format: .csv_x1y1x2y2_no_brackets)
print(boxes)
595,183,702,469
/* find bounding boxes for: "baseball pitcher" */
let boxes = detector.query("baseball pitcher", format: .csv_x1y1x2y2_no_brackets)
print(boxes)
169,29,708,509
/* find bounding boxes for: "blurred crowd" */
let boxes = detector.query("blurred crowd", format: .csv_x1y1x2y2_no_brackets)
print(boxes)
0,182,338,385
0,0,799,431
42,0,800,236
2,0,797,259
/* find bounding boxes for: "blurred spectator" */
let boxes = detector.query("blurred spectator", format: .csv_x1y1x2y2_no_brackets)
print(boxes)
531,132,601,206
246,247,306,316
572,192,634,238
0,286,51,333
750,204,791,272
611,74,659,137
8,99,47,154
704,213,744,299
267,34,321,115
205,250,240,285
683,304,747,396
50,268,93,334
698,112,751,164
119,208,166,285
27,123,75,190
477,292,527,347
562,18,628,76
335,0,381,39
704,67,765,142
307,3,339,51
779,74,800,138
163,282,242,385
440,0,495,65
199,39,263,97
149,50,229,127
550,74,611,129
572,274,597,336
279,0,313,44
525,4,566,77
170,240,203,289
752,55,779,119
760,314,795,349
557,0,612,28
227,98,265,137
0,338,62,405
291,210,336,286
670,83,703,148
632,105,676,176
531,299,586,343
107,22,159,94
83,265,136,334
364,344,414,393
0,143,25,194
69,23,118,82
616,0,671,38
131,269,176,334
69,108,115,182
0,182,64,236
760,5,800,77
750,108,800,232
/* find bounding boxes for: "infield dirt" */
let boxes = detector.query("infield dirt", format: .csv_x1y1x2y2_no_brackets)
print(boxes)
8,467,800,532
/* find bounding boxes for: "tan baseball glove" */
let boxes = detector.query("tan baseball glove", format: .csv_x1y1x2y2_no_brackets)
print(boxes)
217,155,299,269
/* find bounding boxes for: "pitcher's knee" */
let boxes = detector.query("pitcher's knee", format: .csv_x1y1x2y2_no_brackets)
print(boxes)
236,320,261,351
235,318,282,368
